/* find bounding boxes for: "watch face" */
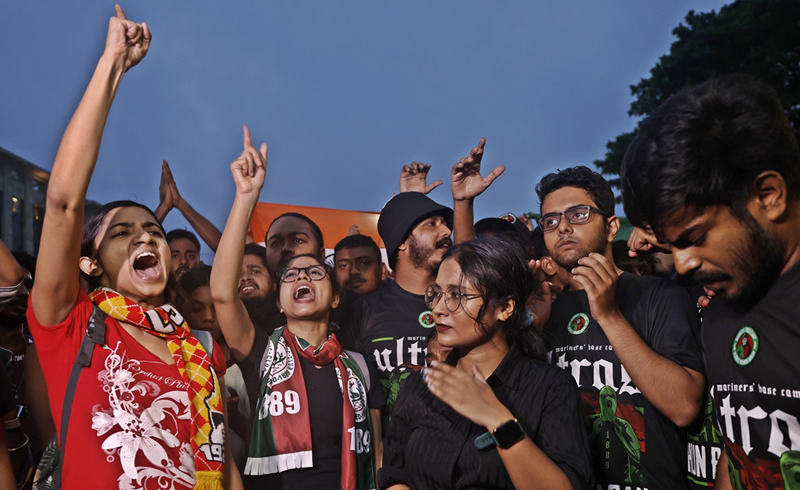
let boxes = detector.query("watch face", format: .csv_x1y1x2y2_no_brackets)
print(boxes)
493,419,524,449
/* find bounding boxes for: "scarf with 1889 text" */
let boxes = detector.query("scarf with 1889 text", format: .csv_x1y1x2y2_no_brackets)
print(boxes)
245,325,375,490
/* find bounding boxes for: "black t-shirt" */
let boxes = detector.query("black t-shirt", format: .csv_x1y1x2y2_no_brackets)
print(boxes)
340,280,433,393
702,260,800,489
238,328,384,490
542,272,704,490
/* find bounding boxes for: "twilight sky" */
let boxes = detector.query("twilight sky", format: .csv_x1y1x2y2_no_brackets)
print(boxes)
0,1,728,260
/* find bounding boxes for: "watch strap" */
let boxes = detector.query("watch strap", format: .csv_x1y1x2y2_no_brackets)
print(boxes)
473,431,496,451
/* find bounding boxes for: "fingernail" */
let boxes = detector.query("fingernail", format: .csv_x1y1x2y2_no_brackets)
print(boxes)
427,382,434,390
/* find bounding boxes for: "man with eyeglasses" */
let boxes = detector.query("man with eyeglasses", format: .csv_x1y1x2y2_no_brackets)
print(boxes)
535,166,705,490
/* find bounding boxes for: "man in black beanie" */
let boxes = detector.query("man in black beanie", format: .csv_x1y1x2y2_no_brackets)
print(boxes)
340,191,452,407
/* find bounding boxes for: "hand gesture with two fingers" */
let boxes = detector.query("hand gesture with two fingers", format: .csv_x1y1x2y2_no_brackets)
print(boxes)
230,126,268,199
451,138,505,202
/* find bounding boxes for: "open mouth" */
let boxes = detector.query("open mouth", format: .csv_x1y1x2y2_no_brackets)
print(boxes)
239,282,258,294
293,284,316,302
133,252,162,280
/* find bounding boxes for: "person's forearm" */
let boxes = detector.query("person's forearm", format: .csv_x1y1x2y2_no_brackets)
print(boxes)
176,198,222,252
498,436,573,490
210,193,257,359
154,199,171,223
35,53,127,326
0,241,23,287
597,313,704,426
452,199,475,244
714,450,732,490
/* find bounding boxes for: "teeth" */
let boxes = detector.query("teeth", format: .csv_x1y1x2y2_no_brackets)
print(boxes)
137,252,155,260
294,286,312,300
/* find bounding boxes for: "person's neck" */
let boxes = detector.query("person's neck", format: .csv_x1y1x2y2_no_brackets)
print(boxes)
286,318,330,348
394,264,437,296
779,202,800,274
456,333,509,380
568,246,622,291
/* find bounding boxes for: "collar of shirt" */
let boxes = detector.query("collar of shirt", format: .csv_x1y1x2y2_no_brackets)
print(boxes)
444,342,523,390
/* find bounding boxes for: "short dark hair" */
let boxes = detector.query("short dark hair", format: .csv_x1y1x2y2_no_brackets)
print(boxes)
621,74,800,231
80,200,164,289
266,213,324,251
179,264,211,295
244,243,268,268
166,229,201,253
535,166,615,217
443,234,545,360
333,234,381,262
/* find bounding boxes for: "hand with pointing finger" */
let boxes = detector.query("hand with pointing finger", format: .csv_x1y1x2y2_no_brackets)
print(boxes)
400,162,443,195
104,5,151,71
451,138,505,202
230,125,268,201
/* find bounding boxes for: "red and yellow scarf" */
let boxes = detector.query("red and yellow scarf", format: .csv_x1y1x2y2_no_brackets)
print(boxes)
89,287,224,490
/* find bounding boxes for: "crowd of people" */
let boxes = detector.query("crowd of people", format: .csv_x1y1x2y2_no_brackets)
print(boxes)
1,6,799,490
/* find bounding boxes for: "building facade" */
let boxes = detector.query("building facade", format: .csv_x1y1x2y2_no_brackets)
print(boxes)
0,146,101,256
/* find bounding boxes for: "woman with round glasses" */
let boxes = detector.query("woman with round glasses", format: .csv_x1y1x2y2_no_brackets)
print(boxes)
380,235,593,490
210,135,383,490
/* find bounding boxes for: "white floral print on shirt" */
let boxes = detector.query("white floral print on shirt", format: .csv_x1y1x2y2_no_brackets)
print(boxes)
91,342,195,490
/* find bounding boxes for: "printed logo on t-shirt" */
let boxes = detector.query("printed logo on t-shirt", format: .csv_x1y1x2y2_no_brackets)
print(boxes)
732,326,759,366
567,313,590,335
418,311,435,329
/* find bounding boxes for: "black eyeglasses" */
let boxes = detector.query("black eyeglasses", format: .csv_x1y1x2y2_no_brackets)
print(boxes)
279,265,328,283
424,285,483,312
537,205,607,233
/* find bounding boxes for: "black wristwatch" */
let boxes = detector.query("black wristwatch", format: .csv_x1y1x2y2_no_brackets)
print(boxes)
474,418,525,451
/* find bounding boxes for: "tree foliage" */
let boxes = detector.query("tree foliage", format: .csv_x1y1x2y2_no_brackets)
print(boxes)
595,0,800,201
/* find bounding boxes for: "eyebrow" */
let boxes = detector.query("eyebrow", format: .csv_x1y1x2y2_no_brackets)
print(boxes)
666,223,702,246
268,231,310,240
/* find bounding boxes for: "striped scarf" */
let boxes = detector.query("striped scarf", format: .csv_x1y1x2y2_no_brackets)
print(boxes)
245,326,375,490
89,287,224,490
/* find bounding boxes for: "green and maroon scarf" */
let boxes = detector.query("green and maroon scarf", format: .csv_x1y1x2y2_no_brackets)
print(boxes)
245,326,375,490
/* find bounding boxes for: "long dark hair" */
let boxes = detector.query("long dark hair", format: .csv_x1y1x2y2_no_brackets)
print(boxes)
442,234,545,360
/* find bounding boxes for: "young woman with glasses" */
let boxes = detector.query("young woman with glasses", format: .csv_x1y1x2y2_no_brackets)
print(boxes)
210,131,382,490
380,234,594,490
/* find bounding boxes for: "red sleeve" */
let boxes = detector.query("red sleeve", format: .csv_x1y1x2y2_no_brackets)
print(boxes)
211,339,227,376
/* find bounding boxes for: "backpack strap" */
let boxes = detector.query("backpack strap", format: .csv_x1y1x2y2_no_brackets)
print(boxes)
59,306,106,452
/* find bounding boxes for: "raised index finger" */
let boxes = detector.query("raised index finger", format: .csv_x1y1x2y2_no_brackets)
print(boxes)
115,4,127,20
243,125,252,150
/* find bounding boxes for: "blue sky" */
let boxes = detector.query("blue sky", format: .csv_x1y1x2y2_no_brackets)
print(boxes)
0,1,729,259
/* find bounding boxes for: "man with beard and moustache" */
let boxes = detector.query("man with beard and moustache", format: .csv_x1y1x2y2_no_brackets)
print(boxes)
238,243,283,334
535,166,705,490
621,74,800,490
340,191,452,418
330,234,387,327
165,229,202,281
333,234,386,297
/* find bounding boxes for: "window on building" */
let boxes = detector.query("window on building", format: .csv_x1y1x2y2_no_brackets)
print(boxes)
33,204,43,255
12,196,24,252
